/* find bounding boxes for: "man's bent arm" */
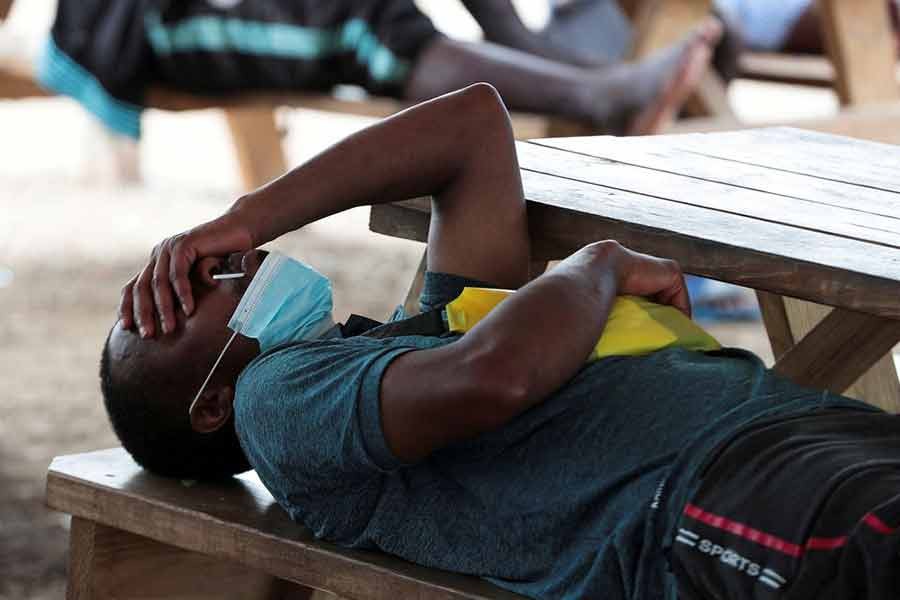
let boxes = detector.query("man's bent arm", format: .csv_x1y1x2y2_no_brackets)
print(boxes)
125,83,530,335
380,241,688,463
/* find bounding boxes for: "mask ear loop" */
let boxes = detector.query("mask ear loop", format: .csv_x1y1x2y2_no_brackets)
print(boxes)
188,329,239,417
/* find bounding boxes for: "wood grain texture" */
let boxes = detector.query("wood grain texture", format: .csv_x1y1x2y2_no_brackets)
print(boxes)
224,106,288,191
48,449,527,600
546,127,900,194
781,299,900,411
67,517,98,600
755,291,795,361
403,250,428,316
670,127,900,193
519,141,900,247
818,0,900,105
66,517,300,599
758,295,900,410
738,52,835,88
627,0,712,58
373,131,900,319
372,182,900,320
774,305,900,410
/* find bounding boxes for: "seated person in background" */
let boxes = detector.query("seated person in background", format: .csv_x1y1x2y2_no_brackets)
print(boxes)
105,85,900,599
40,0,719,140
467,1,743,82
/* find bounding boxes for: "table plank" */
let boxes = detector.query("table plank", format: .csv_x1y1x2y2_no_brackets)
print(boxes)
530,136,900,220
518,142,900,248
651,127,900,194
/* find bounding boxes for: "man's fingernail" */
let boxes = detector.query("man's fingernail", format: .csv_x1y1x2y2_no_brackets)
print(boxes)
182,302,190,315
139,327,148,338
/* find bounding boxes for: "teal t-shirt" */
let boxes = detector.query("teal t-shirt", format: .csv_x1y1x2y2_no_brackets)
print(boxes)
234,272,866,600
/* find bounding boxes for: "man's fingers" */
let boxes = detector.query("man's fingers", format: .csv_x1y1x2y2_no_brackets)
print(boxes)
133,261,157,338
169,240,197,316
667,277,692,318
118,279,137,330
152,248,175,334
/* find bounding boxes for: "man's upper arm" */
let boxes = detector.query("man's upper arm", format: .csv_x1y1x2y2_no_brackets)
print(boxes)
424,84,531,290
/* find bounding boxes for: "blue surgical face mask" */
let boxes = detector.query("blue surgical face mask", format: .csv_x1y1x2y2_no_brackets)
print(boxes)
189,251,333,415
228,251,334,350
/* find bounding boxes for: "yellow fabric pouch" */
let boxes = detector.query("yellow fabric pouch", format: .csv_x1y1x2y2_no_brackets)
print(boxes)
444,287,721,361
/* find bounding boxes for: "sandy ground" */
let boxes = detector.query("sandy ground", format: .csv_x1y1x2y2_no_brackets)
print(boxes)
0,2,858,598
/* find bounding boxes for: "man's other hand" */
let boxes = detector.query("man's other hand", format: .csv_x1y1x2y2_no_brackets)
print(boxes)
118,213,254,337
606,242,691,317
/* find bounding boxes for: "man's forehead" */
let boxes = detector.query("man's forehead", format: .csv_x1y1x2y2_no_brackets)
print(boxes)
108,320,184,366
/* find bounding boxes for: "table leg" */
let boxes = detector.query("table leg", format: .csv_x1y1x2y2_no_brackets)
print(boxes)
0,0,13,21
402,250,428,317
757,294,900,413
66,517,314,599
224,106,289,191
817,0,900,106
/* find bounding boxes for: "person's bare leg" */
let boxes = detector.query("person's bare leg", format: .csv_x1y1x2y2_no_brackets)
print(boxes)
404,19,721,135
460,0,610,67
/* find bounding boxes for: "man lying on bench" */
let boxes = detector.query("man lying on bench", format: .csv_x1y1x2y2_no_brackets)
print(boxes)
104,84,899,600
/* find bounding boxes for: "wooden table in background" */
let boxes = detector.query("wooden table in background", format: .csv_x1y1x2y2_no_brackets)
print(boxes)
373,127,900,413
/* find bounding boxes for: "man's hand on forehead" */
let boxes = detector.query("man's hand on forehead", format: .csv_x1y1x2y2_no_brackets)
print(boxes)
119,214,255,338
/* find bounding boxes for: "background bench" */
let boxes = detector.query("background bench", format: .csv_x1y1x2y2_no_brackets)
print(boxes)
0,0,726,191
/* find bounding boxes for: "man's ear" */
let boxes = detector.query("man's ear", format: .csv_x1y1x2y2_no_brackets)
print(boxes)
189,386,234,433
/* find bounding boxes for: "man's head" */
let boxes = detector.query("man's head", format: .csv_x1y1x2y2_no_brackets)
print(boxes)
100,250,268,479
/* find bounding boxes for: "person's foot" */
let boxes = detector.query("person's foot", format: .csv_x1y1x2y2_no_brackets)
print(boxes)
586,18,722,135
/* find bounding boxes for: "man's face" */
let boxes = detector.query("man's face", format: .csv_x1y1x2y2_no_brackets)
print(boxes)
107,250,269,406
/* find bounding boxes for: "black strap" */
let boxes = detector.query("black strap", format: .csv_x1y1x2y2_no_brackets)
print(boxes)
341,310,448,340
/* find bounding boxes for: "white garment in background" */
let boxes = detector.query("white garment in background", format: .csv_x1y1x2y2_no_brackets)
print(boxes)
715,0,811,50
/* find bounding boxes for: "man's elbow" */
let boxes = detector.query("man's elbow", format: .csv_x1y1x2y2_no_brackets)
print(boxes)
455,83,510,130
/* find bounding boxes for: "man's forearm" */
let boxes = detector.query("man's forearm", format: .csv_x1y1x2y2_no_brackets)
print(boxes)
227,85,508,247
459,242,619,408
380,241,622,461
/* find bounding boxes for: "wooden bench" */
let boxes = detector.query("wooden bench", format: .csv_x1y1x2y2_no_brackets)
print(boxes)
47,447,529,600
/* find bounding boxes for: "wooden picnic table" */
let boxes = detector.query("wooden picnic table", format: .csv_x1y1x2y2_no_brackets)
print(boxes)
371,126,900,414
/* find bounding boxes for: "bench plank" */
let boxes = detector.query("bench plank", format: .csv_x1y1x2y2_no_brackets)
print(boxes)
47,448,527,600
